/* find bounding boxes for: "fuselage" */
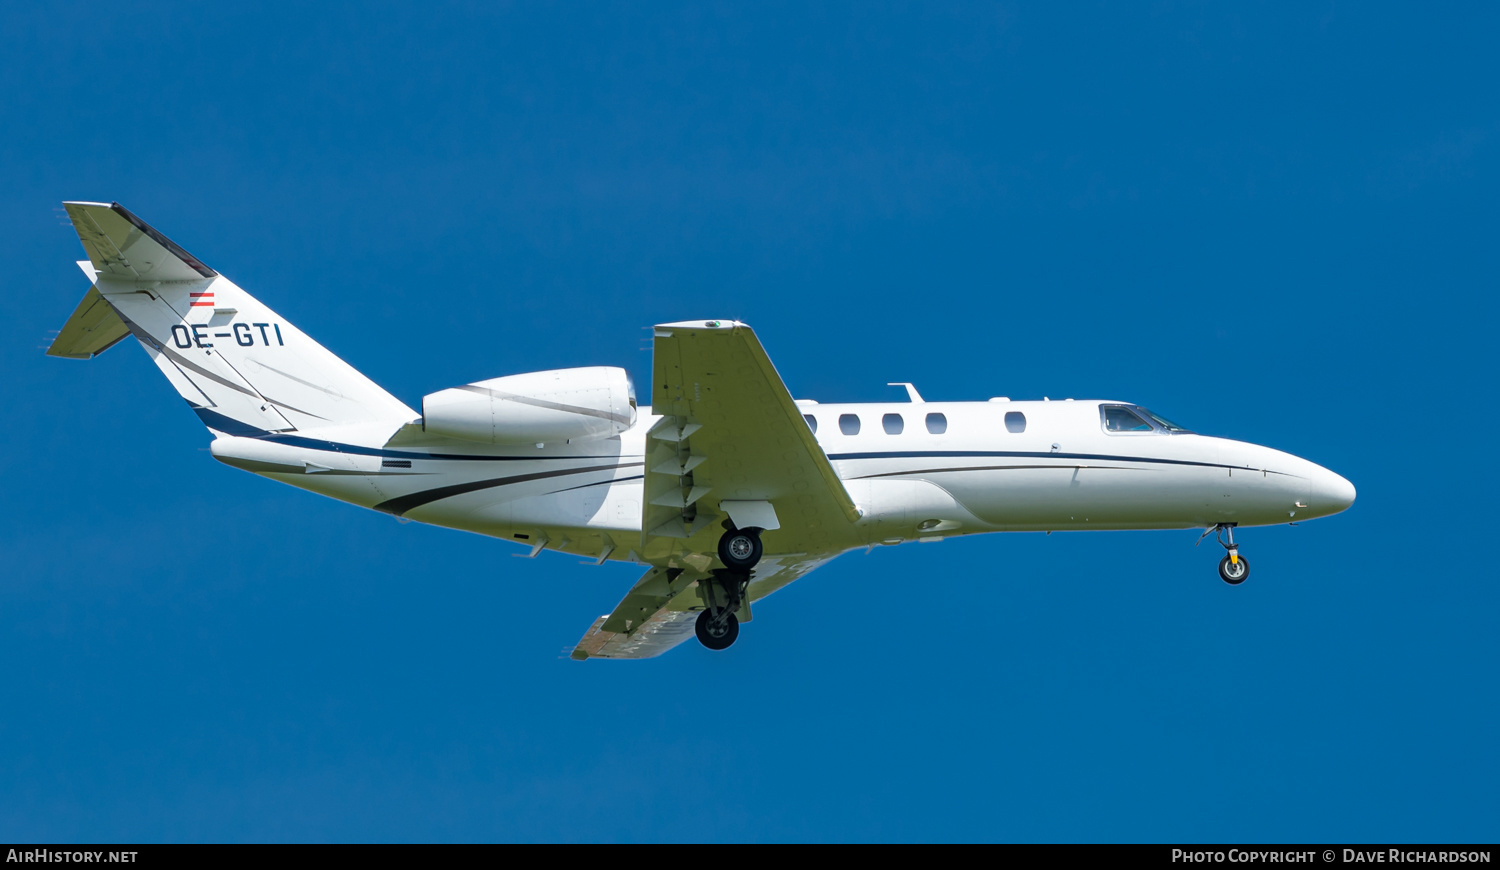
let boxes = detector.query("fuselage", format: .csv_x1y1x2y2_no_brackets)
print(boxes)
51,203,1359,656
210,396,1355,560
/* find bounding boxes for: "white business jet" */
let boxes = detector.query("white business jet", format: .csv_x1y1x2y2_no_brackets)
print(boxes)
48,202,1355,659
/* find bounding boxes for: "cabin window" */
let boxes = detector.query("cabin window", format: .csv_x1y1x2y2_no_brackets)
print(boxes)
1103,405,1153,432
1004,411,1026,433
839,414,861,435
882,413,904,434
803,414,817,433
925,412,947,434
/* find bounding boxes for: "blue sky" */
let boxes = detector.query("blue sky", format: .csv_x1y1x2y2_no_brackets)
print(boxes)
2,2,1496,842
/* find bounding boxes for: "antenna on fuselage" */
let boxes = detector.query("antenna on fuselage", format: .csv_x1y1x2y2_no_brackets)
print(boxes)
887,382,924,403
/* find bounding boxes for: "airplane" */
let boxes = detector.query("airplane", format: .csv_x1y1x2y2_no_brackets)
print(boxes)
47,202,1356,659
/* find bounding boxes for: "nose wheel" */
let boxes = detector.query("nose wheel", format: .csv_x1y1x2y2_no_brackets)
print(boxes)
1199,523,1249,585
1218,553,1249,585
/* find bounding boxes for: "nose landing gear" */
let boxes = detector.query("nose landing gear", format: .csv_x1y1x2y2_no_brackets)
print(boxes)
1218,552,1249,585
1199,523,1250,585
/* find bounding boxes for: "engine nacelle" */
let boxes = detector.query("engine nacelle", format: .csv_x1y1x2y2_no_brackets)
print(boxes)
421,366,636,445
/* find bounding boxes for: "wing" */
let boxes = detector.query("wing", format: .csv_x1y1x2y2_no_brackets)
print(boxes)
570,552,838,660
573,319,864,660
639,319,863,567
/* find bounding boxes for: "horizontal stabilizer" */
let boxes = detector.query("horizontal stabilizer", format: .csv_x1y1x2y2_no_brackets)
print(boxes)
64,201,216,282
47,285,129,359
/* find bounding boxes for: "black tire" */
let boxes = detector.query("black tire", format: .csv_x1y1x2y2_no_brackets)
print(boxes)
1218,554,1250,585
718,527,763,571
695,610,739,651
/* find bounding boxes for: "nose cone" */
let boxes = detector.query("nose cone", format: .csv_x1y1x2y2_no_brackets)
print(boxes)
1309,465,1356,517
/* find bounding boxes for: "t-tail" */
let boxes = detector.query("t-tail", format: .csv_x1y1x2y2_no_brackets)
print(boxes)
47,202,415,438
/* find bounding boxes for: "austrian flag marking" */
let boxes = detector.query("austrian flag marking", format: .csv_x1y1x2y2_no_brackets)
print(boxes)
190,291,214,308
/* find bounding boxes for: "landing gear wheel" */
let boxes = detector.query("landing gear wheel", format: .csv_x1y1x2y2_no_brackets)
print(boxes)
1218,554,1249,585
1200,523,1249,585
718,527,763,571
695,610,739,651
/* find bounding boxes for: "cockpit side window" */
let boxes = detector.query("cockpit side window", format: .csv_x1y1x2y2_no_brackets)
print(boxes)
1102,405,1153,433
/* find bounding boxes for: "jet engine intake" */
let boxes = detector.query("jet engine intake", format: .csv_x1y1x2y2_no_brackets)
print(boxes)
421,366,636,444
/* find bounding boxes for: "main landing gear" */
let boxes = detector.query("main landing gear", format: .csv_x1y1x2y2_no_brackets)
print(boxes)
695,527,764,651
718,526,763,572
695,606,739,650
1199,523,1249,585
695,569,749,651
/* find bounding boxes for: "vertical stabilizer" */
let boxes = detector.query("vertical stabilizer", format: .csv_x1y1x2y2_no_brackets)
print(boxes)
54,202,416,435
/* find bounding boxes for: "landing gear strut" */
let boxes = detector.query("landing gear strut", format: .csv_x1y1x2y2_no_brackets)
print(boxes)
695,569,749,651
694,528,763,651
1199,523,1249,585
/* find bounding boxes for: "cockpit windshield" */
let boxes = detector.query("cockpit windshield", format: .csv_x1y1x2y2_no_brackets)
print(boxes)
1101,404,1193,434
1138,408,1190,432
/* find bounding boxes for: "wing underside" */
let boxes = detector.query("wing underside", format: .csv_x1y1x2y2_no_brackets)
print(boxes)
571,553,835,660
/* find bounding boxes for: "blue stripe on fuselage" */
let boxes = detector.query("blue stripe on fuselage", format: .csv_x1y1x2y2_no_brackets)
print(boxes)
192,417,1267,476
826,450,1288,474
191,405,273,438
